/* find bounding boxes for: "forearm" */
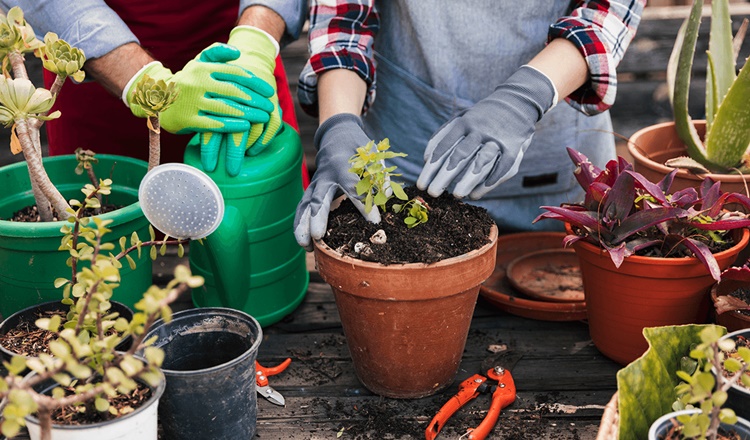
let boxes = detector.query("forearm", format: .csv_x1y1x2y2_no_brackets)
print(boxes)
238,0,307,44
526,38,588,100
83,43,154,98
317,69,368,123
237,5,286,43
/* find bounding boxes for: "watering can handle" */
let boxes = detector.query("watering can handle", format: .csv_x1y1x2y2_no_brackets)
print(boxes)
202,205,249,304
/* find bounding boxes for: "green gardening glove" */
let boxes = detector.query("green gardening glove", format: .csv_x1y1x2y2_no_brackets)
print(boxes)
200,26,282,177
124,43,275,136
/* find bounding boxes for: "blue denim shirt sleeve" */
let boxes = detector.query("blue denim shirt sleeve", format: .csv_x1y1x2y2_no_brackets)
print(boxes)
0,0,138,60
240,0,307,46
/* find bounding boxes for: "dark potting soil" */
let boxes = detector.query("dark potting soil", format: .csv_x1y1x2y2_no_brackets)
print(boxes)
51,382,153,426
0,310,66,357
727,287,750,317
4,203,121,222
322,186,495,265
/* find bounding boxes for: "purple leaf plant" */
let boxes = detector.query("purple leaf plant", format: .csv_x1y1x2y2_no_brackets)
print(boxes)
533,148,750,281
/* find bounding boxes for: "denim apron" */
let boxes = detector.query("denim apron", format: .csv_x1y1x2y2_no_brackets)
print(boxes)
363,1,615,232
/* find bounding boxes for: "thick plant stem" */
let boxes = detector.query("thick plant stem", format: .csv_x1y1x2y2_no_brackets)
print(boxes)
16,119,70,220
8,51,27,80
148,116,160,171
28,127,54,220
31,74,64,131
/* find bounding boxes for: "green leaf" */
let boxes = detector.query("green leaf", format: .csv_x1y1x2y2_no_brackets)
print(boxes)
704,57,750,169
95,397,110,412
390,182,407,201
617,324,725,440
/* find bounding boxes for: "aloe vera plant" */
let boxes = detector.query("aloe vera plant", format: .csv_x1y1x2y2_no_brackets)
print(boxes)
666,0,750,174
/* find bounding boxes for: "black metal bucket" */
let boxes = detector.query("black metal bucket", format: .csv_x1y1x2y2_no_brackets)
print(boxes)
143,307,262,440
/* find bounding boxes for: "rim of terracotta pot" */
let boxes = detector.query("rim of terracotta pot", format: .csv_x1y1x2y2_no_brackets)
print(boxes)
710,281,750,330
313,224,499,299
627,120,750,187
567,225,750,277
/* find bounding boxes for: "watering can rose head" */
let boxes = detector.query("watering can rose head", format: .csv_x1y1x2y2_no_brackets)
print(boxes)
533,147,750,281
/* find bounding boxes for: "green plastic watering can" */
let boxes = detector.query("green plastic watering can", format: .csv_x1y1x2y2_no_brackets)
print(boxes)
139,124,308,327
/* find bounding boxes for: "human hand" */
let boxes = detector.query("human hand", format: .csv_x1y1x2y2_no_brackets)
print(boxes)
199,26,282,176
417,65,558,199
124,43,275,135
294,114,381,251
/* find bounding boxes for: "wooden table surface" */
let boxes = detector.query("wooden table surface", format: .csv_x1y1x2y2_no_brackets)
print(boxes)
157,247,622,440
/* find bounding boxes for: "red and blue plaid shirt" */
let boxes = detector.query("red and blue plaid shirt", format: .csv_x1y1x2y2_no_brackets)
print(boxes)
298,0,646,117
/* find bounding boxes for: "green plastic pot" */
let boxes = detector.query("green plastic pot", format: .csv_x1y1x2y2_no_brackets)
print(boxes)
0,154,152,319
184,124,309,327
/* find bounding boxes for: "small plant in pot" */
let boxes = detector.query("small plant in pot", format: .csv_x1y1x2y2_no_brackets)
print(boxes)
312,139,499,398
711,263,750,332
0,6,180,318
649,326,750,440
533,147,750,365
626,0,750,192
0,182,201,440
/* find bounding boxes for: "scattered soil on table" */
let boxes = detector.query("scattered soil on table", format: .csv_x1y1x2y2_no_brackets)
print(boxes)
0,309,66,357
3,203,121,222
322,186,494,265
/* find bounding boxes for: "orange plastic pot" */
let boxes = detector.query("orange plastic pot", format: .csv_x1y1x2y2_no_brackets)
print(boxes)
570,227,749,365
313,225,498,399
627,121,750,195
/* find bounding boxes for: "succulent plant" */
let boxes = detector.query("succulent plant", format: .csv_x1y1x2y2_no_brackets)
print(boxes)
132,74,179,120
0,77,60,124
38,33,86,83
665,0,750,174
533,147,750,281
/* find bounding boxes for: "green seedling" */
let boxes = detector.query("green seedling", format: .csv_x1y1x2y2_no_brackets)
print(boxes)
393,196,430,228
348,138,408,214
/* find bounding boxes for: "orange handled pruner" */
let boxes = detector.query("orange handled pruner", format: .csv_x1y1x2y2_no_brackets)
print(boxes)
425,366,516,440
256,358,292,406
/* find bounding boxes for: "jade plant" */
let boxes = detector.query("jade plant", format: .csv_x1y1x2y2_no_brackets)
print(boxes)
665,0,750,174
131,75,179,171
670,326,750,439
348,138,432,228
0,6,175,221
0,178,196,439
533,147,750,281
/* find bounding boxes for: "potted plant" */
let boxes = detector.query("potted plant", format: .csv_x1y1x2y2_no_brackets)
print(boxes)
0,181,202,440
711,263,750,332
602,325,750,439
721,328,750,422
534,148,750,365
627,0,750,193
0,7,179,319
312,139,499,399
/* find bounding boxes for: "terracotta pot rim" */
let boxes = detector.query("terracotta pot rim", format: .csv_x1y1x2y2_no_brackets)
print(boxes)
627,120,750,184
569,226,750,267
313,223,499,269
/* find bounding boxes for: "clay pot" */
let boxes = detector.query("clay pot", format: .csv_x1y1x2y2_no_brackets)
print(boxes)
570,227,750,365
711,280,750,333
627,121,750,195
313,225,498,399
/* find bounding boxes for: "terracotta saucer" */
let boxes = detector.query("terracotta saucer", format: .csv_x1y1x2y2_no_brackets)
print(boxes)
479,232,588,322
506,248,584,303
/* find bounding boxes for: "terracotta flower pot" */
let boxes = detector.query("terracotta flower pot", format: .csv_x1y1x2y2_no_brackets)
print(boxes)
313,225,498,399
627,121,750,195
711,281,750,333
570,227,750,365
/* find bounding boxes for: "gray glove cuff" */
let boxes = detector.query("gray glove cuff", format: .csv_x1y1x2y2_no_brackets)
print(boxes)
501,65,558,116
313,113,365,151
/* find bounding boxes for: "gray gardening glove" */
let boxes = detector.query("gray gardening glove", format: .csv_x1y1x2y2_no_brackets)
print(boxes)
294,113,380,251
417,65,558,199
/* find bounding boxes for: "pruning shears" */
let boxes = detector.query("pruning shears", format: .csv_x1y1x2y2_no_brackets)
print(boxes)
425,354,520,440
256,358,291,406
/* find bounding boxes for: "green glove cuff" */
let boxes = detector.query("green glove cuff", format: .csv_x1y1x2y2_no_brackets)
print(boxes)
227,25,278,86
123,61,174,118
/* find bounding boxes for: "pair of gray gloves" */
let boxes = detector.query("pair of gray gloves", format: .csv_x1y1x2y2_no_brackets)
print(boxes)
294,65,558,251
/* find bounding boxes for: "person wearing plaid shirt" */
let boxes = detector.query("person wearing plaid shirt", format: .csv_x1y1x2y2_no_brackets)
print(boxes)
294,0,646,251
